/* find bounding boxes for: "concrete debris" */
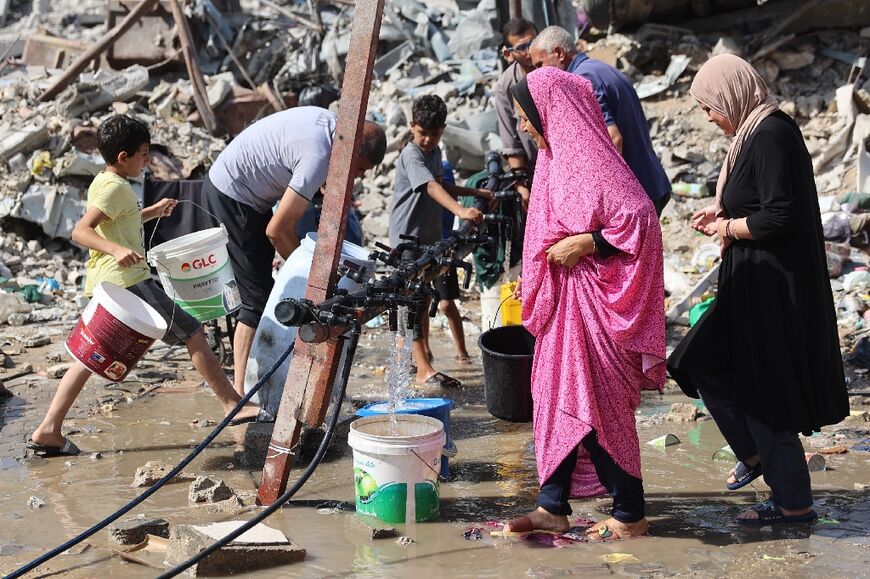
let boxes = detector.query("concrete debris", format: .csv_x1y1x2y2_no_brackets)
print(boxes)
345,514,399,540
665,402,706,423
46,362,70,378
108,517,170,546
26,495,45,509
131,460,196,488
167,521,305,576
188,475,238,504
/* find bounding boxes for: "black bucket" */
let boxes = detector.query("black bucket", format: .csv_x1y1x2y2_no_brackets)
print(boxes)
478,325,535,422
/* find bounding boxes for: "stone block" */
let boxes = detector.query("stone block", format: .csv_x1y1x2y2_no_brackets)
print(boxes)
345,514,398,540
131,460,196,488
0,122,49,162
47,363,71,378
665,402,705,423
167,521,305,576
188,475,236,504
108,517,169,545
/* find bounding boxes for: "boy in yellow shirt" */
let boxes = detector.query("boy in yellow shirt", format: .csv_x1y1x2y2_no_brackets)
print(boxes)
28,115,259,457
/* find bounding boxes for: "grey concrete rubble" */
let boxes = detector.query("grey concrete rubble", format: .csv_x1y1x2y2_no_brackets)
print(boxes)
345,514,399,539
188,475,238,504
107,517,170,545
131,460,196,488
166,521,305,576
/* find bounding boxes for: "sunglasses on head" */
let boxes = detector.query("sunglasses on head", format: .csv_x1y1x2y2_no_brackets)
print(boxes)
506,40,533,53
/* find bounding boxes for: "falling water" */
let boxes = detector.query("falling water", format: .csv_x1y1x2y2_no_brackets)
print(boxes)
386,306,414,433
502,237,512,284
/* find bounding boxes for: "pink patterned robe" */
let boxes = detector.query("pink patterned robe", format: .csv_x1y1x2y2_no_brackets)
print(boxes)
521,68,666,485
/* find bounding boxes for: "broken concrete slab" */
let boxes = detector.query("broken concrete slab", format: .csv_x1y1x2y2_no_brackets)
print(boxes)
131,460,196,488
345,514,398,540
166,521,305,576
188,475,237,504
55,66,150,118
46,363,71,379
108,517,170,546
0,122,50,163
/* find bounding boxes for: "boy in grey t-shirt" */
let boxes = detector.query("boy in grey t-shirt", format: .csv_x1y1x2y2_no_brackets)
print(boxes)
389,95,491,388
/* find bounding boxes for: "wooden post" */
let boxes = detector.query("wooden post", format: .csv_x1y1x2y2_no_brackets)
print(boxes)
38,0,159,102
257,0,385,506
168,0,219,135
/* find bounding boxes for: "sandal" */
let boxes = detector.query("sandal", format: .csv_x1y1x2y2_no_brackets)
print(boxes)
737,501,817,525
727,461,763,490
421,371,461,388
26,437,81,458
454,355,472,365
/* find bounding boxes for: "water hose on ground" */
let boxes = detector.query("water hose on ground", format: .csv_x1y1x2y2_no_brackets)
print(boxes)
157,325,360,578
5,341,296,579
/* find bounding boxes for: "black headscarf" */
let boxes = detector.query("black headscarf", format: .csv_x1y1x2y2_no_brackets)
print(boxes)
510,76,544,137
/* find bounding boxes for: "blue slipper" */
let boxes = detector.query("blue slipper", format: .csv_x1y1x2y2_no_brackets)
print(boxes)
726,461,762,490
737,501,817,525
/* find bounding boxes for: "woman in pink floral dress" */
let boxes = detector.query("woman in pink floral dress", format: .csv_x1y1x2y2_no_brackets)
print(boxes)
504,67,665,540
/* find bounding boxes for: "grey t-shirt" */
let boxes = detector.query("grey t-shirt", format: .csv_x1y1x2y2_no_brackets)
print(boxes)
389,142,444,248
208,107,336,213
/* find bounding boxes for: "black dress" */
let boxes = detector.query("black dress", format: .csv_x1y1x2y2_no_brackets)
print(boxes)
667,111,848,435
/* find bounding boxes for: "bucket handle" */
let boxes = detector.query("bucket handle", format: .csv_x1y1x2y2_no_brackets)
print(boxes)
489,293,515,330
411,448,450,482
146,199,224,254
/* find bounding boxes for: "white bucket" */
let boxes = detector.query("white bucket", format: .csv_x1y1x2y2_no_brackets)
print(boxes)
244,233,374,416
66,282,167,381
147,225,240,322
348,414,445,524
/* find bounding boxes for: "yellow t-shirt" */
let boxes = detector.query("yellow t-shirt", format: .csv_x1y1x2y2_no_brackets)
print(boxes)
83,172,150,296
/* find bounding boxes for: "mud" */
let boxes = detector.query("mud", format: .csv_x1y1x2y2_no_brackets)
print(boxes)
2,313,870,577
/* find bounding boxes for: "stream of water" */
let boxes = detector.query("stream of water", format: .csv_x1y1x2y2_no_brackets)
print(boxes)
385,306,414,433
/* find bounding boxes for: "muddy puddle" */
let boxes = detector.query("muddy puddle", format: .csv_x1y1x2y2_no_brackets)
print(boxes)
2,332,870,577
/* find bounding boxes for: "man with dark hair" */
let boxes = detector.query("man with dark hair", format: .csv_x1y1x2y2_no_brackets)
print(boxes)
530,26,671,216
389,95,491,388
494,17,538,208
202,106,385,396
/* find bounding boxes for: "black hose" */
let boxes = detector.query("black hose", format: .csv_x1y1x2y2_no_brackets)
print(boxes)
5,341,296,579
157,327,360,578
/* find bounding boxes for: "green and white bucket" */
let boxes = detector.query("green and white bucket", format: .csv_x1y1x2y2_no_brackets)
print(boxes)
348,414,445,524
147,225,241,322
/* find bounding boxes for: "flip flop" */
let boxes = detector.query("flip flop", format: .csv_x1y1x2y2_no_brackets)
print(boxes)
421,371,461,388
737,501,818,525
454,355,473,365
26,437,81,458
727,461,763,490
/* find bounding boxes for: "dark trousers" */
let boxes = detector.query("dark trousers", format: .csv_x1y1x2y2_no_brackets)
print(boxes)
700,386,813,510
538,431,645,523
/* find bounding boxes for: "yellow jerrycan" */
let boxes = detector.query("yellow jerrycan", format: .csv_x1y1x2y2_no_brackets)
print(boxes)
499,281,523,326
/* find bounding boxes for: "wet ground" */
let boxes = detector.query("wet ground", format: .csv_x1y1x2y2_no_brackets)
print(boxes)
2,319,870,577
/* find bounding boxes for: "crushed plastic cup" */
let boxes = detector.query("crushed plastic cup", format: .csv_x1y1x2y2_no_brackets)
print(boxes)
712,445,737,462
805,452,826,472
647,434,680,447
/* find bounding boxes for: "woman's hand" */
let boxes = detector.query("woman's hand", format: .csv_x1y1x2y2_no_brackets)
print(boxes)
691,203,718,236
512,277,522,300
546,233,593,267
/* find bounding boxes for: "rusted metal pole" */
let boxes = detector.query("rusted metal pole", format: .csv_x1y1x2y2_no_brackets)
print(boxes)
168,0,218,135
258,0,385,506
38,0,159,102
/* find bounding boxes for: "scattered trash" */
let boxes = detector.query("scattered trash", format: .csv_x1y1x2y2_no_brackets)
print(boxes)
26,496,45,509
805,453,827,472
396,536,415,546
463,527,484,540
712,445,737,462
603,553,640,564
817,518,841,525
647,434,680,447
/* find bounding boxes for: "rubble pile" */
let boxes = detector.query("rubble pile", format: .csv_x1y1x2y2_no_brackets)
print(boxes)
0,0,869,373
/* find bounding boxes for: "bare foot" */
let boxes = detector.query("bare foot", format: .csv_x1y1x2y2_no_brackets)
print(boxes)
227,403,260,422
30,429,66,448
585,517,649,541
503,507,570,533
736,504,812,521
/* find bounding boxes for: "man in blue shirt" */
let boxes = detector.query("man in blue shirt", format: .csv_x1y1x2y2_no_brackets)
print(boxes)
529,26,671,216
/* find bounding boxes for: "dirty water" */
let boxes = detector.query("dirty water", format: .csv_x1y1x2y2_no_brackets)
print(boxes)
2,336,870,577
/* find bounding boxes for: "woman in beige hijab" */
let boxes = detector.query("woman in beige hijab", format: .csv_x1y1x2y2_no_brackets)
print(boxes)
667,55,847,525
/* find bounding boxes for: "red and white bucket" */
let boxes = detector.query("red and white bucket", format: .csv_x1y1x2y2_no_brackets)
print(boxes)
66,282,167,382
